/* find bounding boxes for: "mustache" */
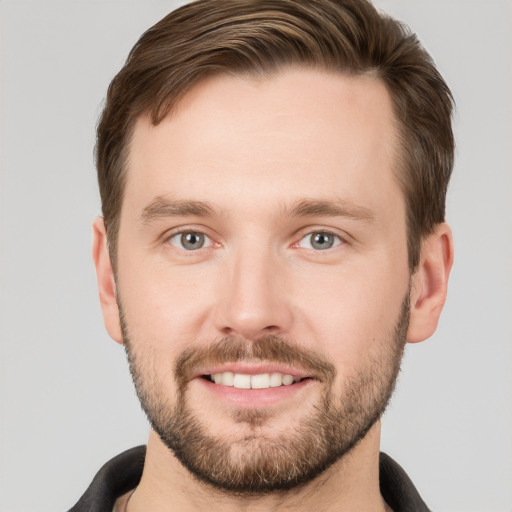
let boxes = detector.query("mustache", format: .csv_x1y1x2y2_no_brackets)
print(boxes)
174,335,336,385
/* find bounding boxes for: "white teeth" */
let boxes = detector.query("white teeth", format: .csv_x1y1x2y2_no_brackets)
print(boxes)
210,371,300,389
221,371,234,386
251,374,270,389
233,373,251,389
282,374,294,386
269,373,283,387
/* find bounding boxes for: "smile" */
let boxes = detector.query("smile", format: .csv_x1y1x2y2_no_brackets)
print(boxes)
207,372,305,389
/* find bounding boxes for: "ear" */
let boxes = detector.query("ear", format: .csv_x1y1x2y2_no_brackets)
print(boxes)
92,217,123,344
407,223,454,343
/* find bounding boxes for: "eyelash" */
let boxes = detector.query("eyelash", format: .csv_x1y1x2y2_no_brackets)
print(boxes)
165,228,346,253
166,230,216,251
294,231,344,251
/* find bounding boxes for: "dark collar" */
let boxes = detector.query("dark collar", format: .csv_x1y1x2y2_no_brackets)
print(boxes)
379,452,431,511
69,446,430,511
68,446,146,512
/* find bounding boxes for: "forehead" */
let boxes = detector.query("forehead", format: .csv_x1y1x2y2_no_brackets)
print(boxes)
123,68,401,222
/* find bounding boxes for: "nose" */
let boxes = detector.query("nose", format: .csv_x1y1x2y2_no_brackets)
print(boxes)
213,244,294,340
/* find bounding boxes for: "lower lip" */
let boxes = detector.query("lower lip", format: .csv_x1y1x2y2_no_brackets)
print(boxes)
196,377,314,408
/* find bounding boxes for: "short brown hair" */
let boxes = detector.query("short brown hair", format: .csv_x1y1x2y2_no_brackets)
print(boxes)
96,0,454,270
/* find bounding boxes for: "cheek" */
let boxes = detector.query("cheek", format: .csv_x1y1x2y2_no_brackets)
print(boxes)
117,254,219,348
291,258,408,369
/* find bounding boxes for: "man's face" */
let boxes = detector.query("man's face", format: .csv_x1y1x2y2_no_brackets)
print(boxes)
114,69,411,492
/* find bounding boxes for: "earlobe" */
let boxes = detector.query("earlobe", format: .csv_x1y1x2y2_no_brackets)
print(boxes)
92,217,123,344
407,223,454,343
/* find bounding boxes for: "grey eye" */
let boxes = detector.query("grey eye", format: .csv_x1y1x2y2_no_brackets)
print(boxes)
298,232,342,250
169,231,211,250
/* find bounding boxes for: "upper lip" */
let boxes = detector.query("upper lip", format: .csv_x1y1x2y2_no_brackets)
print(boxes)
193,363,313,380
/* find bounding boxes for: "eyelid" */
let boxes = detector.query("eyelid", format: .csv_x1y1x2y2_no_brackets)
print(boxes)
292,227,349,250
163,226,220,251
161,225,350,252
168,232,212,249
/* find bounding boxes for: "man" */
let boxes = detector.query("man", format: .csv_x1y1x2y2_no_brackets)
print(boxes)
70,0,454,510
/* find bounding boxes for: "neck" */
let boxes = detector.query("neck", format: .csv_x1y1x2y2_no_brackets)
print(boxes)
126,422,391,512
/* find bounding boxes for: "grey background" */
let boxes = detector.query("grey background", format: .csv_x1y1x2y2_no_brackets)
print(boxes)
0,1,511,511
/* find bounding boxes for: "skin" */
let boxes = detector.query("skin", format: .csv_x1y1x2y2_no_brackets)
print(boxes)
93,68,453,511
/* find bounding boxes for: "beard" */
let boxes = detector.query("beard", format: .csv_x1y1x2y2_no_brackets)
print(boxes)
121,294,409,495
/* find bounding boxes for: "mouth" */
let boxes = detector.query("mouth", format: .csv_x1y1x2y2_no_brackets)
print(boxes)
188,361,319,408
203,371,310,389
197,369,315,408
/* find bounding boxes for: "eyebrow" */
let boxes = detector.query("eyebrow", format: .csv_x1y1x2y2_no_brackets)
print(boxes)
140,196,219,224
139,196,375,224
285,198,375,222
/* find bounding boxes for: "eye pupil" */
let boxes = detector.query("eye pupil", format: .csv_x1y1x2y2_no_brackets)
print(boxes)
181,232,205,250
311,232,334,250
